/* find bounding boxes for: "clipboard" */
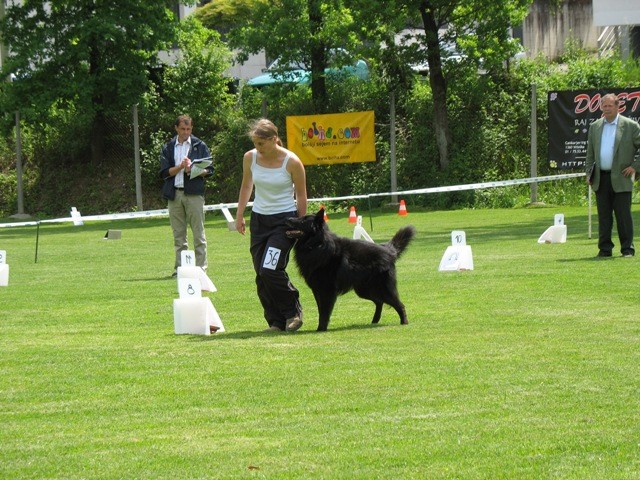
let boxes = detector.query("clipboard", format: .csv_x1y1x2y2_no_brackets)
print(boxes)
190,158,212,179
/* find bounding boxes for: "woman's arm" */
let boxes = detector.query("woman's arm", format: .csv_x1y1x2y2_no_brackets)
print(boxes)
235,152,254,235
289,155,307,217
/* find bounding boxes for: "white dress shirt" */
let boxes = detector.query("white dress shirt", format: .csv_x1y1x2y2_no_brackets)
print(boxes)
173,137,191,188
599,115,618,171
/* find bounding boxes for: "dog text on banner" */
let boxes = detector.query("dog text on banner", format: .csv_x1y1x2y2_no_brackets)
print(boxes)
286,111,376,165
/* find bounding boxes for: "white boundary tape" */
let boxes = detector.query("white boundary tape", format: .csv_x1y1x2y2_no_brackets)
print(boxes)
0,173,586,229
305,172,585,203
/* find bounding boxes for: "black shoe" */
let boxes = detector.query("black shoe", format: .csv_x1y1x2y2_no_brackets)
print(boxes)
622,251,635,258
596,251,612,258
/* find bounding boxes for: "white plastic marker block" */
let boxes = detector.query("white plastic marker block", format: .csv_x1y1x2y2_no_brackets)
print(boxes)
0,250,6,264
221,207,237,231
353,216,374,243
103,229,122,240
180,249,196,267
439,230,474,271
439,246,474,271
178,278,202,299
173,297,225,335
0,264,8,286
538,214,567,244
173,298,209,335
177,266,217,292
204,297,225,333
451,230,467,246
70,207,83,226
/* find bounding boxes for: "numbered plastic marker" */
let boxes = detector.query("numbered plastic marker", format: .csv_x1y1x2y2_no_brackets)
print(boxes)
439,230,474,271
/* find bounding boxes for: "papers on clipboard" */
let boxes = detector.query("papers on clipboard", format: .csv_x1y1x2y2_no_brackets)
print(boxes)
190,158,212,179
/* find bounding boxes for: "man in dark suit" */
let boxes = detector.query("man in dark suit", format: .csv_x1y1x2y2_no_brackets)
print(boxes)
586,93,640,258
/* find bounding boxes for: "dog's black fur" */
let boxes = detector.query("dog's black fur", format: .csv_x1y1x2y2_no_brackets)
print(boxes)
286,209,415,331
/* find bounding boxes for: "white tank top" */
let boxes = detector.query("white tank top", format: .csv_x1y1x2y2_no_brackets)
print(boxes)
251,149,297,215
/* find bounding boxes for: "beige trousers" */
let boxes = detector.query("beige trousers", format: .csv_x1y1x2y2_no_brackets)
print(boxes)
168,190,207,271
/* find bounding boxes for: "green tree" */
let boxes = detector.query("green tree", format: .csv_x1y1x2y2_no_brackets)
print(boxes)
160,17,235,129
350,0,531,171
0,0,193,165
137,16,236,199
195,0,254,36
220,0,360,111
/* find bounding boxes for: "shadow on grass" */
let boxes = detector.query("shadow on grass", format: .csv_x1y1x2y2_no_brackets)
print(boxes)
189,322,392,341
123,275,176,282
557,255,620,262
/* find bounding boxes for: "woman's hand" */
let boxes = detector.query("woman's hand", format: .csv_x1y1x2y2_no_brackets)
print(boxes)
235,217,246,235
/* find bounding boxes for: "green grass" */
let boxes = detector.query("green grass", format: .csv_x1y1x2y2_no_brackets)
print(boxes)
1,206,640,479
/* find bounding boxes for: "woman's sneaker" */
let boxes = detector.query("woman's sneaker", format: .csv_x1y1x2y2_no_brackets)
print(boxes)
263,325,283,333
285,312,303,332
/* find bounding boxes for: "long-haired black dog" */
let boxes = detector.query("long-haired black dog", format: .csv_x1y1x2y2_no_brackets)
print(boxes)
286,208,415,331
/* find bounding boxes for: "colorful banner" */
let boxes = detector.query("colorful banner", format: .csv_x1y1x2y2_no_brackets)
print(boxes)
286,111,376,165
547,88,640,169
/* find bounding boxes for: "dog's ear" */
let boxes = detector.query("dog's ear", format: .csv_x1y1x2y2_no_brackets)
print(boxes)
316,208,325,222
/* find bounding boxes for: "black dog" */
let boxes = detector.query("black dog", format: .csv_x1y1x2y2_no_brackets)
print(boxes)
286,209,416,331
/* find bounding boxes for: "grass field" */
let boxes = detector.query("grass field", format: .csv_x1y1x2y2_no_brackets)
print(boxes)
1,205,640,479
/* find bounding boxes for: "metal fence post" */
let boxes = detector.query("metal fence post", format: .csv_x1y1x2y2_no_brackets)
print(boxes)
133,104,143,210
390,91,398,205
15,110,25,216
530,84,538,204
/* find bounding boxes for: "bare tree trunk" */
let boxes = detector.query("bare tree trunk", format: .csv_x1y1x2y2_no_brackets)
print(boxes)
431,77,450,170
308,0,328,111
90,110,105,166
420,1,451,171
88,25,105,166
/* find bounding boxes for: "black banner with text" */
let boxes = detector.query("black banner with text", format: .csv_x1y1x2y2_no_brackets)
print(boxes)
548,88,640,169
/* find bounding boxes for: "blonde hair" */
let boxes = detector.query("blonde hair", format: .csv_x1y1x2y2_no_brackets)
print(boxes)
248,118,283,145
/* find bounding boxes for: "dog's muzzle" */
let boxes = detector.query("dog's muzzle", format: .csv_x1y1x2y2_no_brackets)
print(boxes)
285,229,304,239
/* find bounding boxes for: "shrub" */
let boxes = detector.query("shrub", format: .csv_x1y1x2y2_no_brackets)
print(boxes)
2,46,636,218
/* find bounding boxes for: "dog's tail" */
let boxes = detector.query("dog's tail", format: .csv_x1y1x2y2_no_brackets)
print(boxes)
388,225,416,258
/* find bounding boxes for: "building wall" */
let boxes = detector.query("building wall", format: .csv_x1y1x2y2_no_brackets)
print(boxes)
226,52,267,82
522,0,601,59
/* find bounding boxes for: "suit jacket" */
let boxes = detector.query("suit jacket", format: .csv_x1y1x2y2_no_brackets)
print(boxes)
159,135,213,200
585,114,640,192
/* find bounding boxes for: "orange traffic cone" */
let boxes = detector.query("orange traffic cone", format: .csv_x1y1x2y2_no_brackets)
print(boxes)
398,199,408,216
348,206,357,223
321,205,329,221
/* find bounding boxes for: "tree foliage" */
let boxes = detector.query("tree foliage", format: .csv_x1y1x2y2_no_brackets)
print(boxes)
221,0,360,110
138,16,236,196
0,0,192,164
201,0,532,170
160,17,235,129
194,0,254,36
349,0,532,171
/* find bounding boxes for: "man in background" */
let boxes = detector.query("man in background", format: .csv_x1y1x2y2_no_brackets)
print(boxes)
586,93,640,258
160,115,213,276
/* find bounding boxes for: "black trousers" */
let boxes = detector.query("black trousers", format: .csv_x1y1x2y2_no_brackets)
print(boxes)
595,172,634,254
249,210,302,329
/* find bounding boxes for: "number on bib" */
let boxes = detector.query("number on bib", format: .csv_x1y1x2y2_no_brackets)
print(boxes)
262,247,282,270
